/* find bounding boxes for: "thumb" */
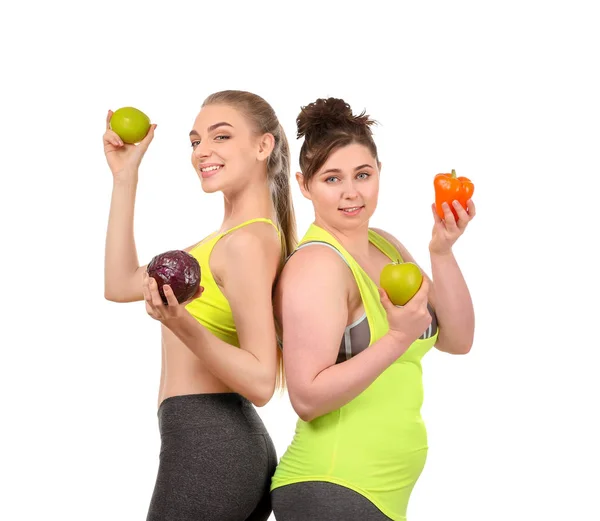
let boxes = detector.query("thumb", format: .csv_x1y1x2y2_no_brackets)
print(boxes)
378,288,394,311
407,278,429,308
136,123,157,153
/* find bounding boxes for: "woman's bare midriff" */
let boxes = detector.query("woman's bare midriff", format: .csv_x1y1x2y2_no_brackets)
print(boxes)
157,325,233,409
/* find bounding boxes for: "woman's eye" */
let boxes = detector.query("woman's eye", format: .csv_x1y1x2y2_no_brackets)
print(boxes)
190,140,200,148
357,172,370,179
326,177,339,183
215,135,230,141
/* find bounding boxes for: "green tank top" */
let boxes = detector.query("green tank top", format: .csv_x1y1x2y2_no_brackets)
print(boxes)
271,224,439,521
185,218,280,347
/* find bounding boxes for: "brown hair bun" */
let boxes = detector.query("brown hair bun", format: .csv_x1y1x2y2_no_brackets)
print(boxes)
297,97,375,141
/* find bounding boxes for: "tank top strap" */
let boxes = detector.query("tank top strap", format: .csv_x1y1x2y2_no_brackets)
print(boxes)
368,229,403,263
220,218,280,239
295,241,351,267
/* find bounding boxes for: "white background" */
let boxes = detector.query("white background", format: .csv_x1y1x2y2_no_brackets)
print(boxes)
2,1,599,520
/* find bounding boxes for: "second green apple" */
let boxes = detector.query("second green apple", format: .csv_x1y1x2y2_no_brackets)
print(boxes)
380,261,423,306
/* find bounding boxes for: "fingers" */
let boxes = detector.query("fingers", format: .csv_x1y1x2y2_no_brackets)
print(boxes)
441,202,458,228
145,300,159,319
142,272,152,304
407,277,430,309
378,288,394,311
416,277,430,301
466,199,476,218
103,129,124,148
104,110,125,148
163,285,179,307
453,200,470,228
432,203,442,225
148,276,165,308
192,285,204,300
143,273,160,319
143,274,185,321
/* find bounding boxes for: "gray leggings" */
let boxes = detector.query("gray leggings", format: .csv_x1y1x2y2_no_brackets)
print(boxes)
146,393,277,521
271,482,392,520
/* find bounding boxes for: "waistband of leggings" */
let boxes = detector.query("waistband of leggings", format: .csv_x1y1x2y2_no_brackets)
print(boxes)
157,392,267,435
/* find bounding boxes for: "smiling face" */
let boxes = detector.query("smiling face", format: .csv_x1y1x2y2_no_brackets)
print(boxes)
189,104,269,194
298,143,381,231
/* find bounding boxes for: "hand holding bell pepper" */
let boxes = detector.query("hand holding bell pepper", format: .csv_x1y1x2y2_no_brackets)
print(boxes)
434,169,474,221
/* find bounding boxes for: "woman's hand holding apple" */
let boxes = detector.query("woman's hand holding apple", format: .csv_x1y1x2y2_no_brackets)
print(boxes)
379,278,432,347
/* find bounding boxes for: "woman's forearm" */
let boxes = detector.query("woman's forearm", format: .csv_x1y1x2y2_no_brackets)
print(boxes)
291,330,411,421
167,312,276,406
430,250,474,353
104,173,144,302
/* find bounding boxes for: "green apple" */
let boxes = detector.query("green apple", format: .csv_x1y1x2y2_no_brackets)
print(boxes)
380,261,423,306
110,106,151,144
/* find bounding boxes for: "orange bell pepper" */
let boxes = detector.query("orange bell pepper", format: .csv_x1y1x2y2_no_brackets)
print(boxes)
434,169,474,221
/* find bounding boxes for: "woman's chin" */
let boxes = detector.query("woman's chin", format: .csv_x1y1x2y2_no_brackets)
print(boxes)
199,177,223,194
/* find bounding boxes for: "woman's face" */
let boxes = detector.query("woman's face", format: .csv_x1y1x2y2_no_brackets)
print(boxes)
299,143,380,232
189,104,271,194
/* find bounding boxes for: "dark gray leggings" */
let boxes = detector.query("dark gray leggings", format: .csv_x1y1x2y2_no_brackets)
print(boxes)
146,393,277,521
271,481,392,520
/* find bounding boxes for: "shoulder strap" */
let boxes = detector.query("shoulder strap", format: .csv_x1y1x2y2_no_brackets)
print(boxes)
221,218,280,238
292,241,351,267
368,229,403,263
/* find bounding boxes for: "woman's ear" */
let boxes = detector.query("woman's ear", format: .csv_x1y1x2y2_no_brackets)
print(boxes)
256,133,275,161
296,172,311,200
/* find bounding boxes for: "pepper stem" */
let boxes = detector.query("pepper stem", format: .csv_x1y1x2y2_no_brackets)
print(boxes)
451,169,456,178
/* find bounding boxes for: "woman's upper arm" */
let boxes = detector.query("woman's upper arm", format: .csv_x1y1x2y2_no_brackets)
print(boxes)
277,247,349,399
217,226,281,364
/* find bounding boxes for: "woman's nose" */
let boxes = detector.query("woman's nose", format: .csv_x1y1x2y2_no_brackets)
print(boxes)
193,141,211,159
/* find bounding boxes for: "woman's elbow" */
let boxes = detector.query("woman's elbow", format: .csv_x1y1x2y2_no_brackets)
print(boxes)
289,395,318,422
298,410,318,422
456,333,475,354
104,289,121,302
446,339,473,355
437,331,474,355
249,376,276,408
456,342,473,355
294,404,316,422
104,291,130,303
104,282,126,302
250,392,273,408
